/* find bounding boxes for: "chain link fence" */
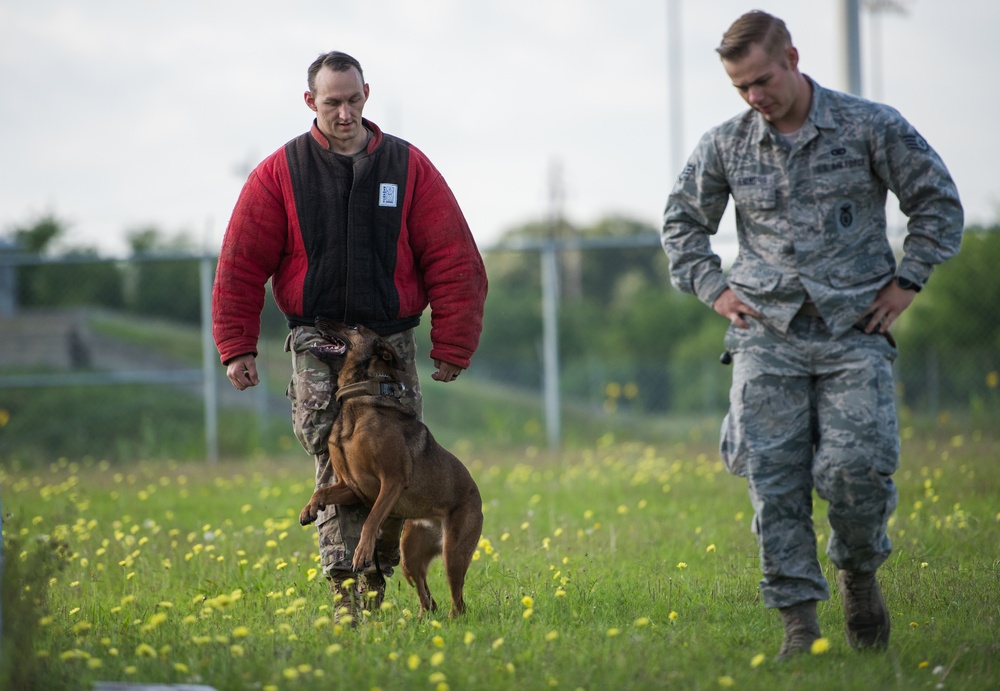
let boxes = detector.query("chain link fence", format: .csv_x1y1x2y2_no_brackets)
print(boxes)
1,230,997,463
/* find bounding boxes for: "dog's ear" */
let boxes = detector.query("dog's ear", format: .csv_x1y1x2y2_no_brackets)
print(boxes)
376,341,406,372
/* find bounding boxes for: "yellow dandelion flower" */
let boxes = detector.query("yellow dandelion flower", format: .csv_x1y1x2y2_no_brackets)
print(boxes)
407,654,421,670
433,636,445,648
554,588,567,597
326,643,342,655
135,644,156,658
523,608,534,619
718,676,735,687
810,638,831,654
522,595,534,608
668,611,678,621
492,637,505,650
314,616,331,629
174,663,189,674
464,631,476,645
677,562,687,569
232,626,250,638
750,653,765,668
706,544,717,553
429,672,447,684
87,658,103,670
918,660,930,669
430,652,445,667
230,645,245,657
545,630,559,641
282,667,299,680
634,617,650,627
607,628,620,637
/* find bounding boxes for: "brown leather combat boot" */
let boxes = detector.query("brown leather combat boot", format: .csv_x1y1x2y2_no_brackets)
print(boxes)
777,599,822,659
838,569,890,650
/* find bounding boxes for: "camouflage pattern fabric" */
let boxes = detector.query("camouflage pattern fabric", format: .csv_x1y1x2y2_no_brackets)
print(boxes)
662,77,963,338
285,326,422,577
662,77,961,611
720,314,899,609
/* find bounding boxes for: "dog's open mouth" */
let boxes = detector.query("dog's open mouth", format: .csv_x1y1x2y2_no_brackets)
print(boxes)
312,337,347,358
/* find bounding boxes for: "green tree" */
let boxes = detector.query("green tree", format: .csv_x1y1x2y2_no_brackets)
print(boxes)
895,225,1000,410
125,227,201,324
7,214,124,309
470,214,727,413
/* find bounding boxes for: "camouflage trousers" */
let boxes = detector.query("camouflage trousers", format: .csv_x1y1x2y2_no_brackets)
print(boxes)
720,313,899,609
285,326,423,578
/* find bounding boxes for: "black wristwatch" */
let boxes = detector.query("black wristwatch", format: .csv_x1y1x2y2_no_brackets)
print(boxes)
895,276,922,292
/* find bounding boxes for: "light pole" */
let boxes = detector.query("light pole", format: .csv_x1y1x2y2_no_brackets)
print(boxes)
864,0,910,102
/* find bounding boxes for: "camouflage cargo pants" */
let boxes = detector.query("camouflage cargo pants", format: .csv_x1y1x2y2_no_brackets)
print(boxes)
285,326,423,578
720,313,899,609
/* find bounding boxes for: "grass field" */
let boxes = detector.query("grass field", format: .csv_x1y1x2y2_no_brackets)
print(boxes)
2,424,999,690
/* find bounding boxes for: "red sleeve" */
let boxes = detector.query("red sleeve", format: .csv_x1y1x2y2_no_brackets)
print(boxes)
402,147,488,369
212,152,299,364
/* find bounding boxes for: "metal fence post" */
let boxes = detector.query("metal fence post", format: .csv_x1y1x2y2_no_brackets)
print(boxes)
200,255,219,463
541,241,561,451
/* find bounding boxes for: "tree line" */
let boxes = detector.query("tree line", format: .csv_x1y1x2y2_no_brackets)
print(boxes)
4,213,999,415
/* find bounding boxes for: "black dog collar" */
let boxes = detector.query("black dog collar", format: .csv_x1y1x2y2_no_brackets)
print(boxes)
335,380,406,403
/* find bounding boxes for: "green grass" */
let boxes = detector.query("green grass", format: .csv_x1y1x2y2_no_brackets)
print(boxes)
2,426,998,690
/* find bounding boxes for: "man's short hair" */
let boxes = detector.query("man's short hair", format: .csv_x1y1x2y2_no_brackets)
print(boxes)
307,51,365,92
716,11,792,62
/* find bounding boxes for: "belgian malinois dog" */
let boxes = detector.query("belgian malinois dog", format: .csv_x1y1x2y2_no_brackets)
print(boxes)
298,319,483,616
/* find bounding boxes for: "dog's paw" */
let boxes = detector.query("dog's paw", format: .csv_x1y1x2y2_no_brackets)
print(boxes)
298,503,324,526
351,543,376,572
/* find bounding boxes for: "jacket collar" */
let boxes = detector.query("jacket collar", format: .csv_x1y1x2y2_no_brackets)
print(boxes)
309,117,384,153
751,75,836,145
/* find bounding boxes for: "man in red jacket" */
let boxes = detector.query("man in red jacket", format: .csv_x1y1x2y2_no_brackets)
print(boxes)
212,51,487,618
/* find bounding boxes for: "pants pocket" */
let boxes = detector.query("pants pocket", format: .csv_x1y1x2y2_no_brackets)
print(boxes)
719,394,749,477
285,327,336,455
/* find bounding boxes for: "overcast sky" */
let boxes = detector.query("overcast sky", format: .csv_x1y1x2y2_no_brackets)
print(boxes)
2,0,996,257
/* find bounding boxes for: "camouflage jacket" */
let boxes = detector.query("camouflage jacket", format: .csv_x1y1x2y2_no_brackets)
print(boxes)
661,77,963,337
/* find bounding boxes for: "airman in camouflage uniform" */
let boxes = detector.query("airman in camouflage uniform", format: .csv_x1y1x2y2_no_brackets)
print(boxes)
661,11,963,658
286,325,423,616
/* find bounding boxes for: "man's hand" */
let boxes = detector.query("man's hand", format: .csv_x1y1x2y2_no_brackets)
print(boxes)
432,360,464,383
712,288,762,328
226,353,259,390
863,279,917,334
